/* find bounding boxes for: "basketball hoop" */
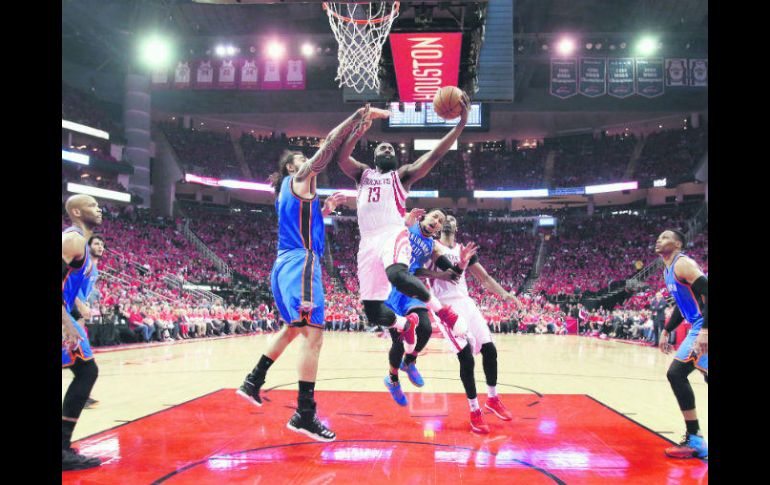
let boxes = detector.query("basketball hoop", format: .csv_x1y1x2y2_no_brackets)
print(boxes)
323,2,400,93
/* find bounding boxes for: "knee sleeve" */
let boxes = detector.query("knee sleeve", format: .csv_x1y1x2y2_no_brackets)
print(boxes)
666,360,696,411
480,342,498,387
411,308,432,354
388,328,405,370
363,300,397,328
456,344,477,399
385,264,431,302
62,359,99,420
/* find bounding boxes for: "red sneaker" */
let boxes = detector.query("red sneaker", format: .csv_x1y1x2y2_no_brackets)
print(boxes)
402,313,419,346
470,409,490,434
485,396,513,421
437,306,466,336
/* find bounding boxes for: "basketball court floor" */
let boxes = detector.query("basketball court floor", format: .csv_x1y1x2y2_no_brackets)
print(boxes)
62,332,708,484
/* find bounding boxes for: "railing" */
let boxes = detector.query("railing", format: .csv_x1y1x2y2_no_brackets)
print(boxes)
179,220,233,279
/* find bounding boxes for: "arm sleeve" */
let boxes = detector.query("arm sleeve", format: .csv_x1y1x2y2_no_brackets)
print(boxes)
691,275,708,329
664,305,685,332
435,255,454,271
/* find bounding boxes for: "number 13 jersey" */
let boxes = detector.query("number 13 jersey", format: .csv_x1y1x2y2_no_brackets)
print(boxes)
356,168,408,237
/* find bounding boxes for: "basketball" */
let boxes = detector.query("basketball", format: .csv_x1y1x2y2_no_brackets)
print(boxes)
432,86,465,120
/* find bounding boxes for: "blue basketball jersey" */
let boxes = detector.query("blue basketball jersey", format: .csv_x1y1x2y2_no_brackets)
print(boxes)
664,252,704,328
276,176,324,255
62,226,94,313
406,222,435,274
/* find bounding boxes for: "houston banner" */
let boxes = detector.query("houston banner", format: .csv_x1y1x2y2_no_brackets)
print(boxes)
389,32,463,102
607,58,635,98
579,58,606,97
635,58,664,98
550,59,578,99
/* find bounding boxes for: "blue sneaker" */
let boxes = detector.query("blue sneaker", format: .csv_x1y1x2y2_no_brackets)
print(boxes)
384,376,407,406
400,361,424,387
665,433,708,459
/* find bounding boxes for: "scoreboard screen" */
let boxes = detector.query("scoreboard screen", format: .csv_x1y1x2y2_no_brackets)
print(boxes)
384,102,486,130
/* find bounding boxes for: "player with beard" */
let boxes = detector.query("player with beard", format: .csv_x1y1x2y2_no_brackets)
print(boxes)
426,215,521,433
334,91,472,372
62,195,104,470
655,229,708,459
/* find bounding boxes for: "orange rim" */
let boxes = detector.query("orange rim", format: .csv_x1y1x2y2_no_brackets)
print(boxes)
322,1,400,25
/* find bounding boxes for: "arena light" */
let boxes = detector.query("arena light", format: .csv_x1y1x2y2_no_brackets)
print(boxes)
556,37,576,56
225,45,236,56
301,43,315,57
584,181,638,195
62,119,110,140
139,35,173,69
62,149,90,165
653,178,667,188
316,188,357,197
473,189,549,199
414,139,458,151
409,190,439,198
218,179,273,192
635,36,658,56
67,183,131,203
215,45,226,57
266,41,286,59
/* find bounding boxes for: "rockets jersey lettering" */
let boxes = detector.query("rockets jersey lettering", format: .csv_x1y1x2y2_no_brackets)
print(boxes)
663,252,704,328
356,169,408,236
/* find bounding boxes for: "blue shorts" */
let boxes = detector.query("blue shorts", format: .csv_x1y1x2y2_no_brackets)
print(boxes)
62,316,94,368
384,287,426,317
271,249,325,328
674,325,708,373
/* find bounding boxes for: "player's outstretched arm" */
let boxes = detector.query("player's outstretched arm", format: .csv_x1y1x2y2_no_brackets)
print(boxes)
468,261,520,305
296,105,389,183
397,91,471,191
336,104,390,183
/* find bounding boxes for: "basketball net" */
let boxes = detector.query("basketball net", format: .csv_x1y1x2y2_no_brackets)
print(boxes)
323,2,400,93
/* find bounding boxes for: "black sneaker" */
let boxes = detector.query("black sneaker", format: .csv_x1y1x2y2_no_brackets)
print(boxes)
84,397,99,409
235,379,263,407
62,447,101,471
286,411,336,442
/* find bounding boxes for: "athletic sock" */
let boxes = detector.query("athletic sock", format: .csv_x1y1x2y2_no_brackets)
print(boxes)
487,386,498,398
426,295,443,313
389,371,399,383
393,315,407,331
403,353,417,366
298,380,316,415
248,355,274,383
685,419,700,436
62,420,76,450
468,398,480,412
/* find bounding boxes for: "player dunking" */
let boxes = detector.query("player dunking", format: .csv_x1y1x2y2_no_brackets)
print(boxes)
427,215,521,433
655,229,708,459
335,91,472,377
62,195,103,470
237,105,387,442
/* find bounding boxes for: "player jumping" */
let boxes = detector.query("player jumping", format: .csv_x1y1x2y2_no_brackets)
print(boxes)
656,229,708,459
236,105,387,442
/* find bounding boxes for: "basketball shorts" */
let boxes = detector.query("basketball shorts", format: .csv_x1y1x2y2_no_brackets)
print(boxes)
435,296,493,355
384,287,427,318
62,315,94,368
271,249,325,328
357,227,411,301
674,324,708,373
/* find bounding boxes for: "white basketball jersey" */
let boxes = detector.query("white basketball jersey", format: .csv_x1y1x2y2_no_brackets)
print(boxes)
430,242,469,300
356,168,408,236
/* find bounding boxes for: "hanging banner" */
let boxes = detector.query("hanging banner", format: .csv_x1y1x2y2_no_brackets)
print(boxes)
389,32,463,102
173,61,191,89
239,59,259,90
689,59,708,87
578,58,606,97
284,59,306,90
635,58,664,98
150,67,169,90
550,58,578,99
665,58,688,86
607,58,635,98
261,59,283,90
217,59,238,90
194,60,214,89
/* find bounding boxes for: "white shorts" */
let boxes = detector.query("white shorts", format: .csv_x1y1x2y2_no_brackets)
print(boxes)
357,228,411,301
435,296,493,355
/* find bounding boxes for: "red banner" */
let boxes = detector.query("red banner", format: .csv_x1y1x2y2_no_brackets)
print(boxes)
194,60,215,89
261,59,283,90
217,59,238,90
284,59,306,90
389,32,463,102
239,59,259,90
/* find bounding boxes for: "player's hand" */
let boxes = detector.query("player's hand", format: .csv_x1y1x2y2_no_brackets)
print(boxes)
504,291,522,308
659,331,672,354
458,91,471,125
405,208,426,226
459,242,478,268
323,192,347,215
694,329,708,356
62,321,83,350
